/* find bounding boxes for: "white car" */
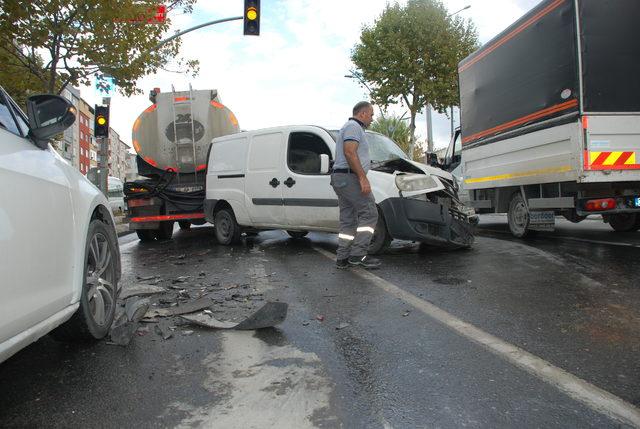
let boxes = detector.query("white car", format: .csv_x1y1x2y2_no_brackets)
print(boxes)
0,86,121,364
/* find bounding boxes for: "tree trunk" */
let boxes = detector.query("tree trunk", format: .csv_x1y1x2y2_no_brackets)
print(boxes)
408,108,417,160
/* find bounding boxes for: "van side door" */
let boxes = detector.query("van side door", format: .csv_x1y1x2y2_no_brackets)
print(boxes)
282,129,339,230
244,131,287,227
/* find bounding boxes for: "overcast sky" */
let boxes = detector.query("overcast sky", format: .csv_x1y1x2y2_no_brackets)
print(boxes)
80,0,542,151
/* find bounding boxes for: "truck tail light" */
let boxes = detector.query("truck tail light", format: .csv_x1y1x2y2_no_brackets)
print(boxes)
585,198,616,211
127,198,154,208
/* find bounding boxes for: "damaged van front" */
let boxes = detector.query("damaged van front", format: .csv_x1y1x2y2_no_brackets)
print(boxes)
333,131,477,252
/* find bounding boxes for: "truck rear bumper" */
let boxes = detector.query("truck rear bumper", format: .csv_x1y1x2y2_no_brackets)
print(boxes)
379,198,476,248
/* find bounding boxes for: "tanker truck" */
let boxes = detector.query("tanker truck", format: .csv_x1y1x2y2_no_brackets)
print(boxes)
124,87,240,241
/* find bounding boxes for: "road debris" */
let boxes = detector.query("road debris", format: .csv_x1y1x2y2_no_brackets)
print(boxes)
182,302,288,330
316,315,325,322
336,323,350,330
172,276,192,284
402,310,411,317
145,296,214,318
119,285,166,300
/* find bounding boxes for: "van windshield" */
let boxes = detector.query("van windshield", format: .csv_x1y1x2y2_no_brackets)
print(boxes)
329,130,408,162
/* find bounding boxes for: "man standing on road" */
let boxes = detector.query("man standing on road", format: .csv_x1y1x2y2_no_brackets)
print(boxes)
331,101,381,269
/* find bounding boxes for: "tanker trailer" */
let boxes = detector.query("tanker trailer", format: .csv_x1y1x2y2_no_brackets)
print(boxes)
124,87,240,241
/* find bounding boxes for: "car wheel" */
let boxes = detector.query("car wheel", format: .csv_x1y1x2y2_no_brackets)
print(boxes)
157,221,174,240
608,213,639,232
136,229,157,242
53,220,118,340
507,193,536,238
287,230,308,239
368,209,391,254
178,220,191,230
214,207,242,245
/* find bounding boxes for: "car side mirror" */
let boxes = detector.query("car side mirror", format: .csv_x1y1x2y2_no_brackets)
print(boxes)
26,94,76,149
320,154,330,174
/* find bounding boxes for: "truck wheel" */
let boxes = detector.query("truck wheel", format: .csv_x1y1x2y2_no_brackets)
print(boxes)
287,230,308,239
178,221,191,230
368,210,391,254
608,213,639,232
136,229,157,242
53,220,117,340
508,193,536,238
157,221,174,240
214,207,242,245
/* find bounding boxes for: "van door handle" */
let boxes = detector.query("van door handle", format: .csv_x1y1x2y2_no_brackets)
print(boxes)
269,178,280,188
284,177,296,188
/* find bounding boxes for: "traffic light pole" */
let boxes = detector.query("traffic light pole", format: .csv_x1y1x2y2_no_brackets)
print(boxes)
153,16,242,50
97,98,110,195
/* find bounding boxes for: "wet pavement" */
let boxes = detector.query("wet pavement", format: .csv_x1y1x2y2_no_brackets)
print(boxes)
1,218,639,428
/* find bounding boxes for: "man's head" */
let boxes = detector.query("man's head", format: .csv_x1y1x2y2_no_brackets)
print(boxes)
352,101,374,128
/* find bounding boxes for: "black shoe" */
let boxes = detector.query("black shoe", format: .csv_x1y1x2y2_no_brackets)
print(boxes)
347,255,381,268
336,258,349,269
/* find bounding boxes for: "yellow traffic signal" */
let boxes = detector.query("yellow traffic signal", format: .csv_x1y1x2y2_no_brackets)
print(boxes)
243,0,260,36
94,105,110,137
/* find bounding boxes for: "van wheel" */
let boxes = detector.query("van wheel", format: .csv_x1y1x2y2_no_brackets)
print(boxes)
508,193,536,238
215,207,242,245
608,213,639,232
368,210,391,254
178,221,191,230
287,230,308,239
136,229,157,242
157,221,174,240
53,220,117,340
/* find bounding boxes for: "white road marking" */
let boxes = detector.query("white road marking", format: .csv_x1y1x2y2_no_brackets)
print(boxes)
313,246,640,428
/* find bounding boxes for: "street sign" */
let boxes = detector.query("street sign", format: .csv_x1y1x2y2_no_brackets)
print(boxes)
95,74,116,98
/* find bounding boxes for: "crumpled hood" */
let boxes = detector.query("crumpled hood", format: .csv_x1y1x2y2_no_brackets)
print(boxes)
378,157,455,182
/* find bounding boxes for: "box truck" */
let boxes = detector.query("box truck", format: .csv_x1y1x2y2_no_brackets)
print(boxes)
439,0,640,237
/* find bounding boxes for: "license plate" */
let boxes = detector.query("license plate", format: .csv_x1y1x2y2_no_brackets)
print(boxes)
529,211,555,224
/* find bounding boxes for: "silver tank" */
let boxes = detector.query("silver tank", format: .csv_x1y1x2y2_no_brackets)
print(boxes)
132,89,240,173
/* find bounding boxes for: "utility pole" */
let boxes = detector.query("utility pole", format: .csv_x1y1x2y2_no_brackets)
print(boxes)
426,105,434,153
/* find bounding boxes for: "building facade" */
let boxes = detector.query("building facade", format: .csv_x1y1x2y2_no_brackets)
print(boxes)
56,86,131,181
77,98,94,176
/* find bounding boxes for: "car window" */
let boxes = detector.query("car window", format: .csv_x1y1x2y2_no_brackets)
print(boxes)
0,93,21,136
287,132,332,175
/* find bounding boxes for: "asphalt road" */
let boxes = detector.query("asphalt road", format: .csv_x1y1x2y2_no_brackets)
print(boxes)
1,218,639,428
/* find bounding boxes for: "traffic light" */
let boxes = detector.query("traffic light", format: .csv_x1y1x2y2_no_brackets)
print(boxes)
94,105,110,138
243,0,260,36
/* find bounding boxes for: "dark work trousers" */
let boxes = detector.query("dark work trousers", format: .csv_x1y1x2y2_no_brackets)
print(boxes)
330,172,378,260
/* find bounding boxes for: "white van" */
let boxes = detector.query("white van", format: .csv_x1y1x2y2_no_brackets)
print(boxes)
204,126,477,253
107,176,125,214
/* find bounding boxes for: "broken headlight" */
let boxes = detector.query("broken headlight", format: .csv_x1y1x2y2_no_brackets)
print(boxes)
395,174,439,192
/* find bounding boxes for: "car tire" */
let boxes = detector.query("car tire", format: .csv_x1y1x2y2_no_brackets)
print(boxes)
178,220,191,230
287,230,308,239
53,219,118,341
368,209,391,255
608,213,639,232
214,207,242,245
507,193,536,238
157,221,174,240
136,229,157,242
